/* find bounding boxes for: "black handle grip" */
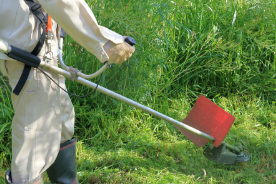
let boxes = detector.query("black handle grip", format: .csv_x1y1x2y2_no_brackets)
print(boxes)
60,28,66,39
125,36,136,46
7,46,41,68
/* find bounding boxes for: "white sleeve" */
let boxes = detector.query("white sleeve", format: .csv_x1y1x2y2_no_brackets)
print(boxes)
38,0,124,62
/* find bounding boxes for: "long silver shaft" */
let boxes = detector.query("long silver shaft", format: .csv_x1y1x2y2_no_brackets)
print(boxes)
40,61,241,153
41,61,214,140
0,38,242,153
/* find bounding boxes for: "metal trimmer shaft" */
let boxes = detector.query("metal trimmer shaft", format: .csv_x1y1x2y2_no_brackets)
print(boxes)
39,60,242,154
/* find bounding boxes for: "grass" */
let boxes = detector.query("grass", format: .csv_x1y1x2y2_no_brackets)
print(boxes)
1,0,276,183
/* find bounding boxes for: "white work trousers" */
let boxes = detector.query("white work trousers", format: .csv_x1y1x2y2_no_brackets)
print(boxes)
0,57,75,183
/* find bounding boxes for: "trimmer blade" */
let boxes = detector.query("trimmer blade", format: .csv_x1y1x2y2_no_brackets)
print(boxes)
235,152,250,163
203,143,250,164
203,143,237,164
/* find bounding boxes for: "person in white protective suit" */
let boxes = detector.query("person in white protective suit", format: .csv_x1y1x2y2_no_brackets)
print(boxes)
0,0,135,183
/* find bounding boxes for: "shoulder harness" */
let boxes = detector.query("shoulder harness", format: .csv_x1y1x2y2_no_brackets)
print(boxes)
12,0,46,95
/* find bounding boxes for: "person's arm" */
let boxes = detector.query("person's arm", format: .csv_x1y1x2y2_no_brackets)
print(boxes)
38,0,132,63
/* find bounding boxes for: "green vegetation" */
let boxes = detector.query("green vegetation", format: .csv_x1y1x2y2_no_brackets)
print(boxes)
1,0,276,183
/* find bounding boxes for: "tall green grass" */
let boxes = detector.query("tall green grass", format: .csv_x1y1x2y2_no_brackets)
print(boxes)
1,0,276,183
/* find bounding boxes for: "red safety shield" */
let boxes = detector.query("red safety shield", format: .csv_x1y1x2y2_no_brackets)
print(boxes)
175,95,235,147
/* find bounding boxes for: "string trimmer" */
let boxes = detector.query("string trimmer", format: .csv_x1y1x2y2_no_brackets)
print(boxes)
0,35,250,165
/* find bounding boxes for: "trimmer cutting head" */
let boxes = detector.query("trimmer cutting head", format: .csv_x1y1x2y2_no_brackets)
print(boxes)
203,143,250,164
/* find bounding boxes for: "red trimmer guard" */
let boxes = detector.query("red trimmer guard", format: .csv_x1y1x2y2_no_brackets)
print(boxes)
175,95,235,147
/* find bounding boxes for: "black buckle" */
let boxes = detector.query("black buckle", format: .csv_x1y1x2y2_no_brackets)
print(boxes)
30,3,41,13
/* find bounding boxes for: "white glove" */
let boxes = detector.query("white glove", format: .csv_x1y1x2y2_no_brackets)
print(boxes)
103,36,135,64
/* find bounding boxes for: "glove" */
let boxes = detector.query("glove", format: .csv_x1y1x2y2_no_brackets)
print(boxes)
103,36,135,64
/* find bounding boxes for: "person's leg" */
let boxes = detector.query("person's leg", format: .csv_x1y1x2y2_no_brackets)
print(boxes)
46,137,79,184
58,74,75,144
5,169,43,184
3,58,63,183
46,73,79,183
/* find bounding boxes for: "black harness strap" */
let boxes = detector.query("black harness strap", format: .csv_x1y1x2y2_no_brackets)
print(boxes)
13,0,46,95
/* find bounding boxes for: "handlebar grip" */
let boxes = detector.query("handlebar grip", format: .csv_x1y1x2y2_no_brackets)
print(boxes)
60,28,66,39
125,36,136,46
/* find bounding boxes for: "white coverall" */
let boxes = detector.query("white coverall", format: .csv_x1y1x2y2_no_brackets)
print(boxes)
0,0,125,183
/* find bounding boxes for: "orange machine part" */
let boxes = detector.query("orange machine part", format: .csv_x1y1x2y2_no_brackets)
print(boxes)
46,14,52,33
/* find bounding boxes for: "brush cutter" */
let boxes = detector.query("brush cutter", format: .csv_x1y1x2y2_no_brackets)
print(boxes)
0,36,250,165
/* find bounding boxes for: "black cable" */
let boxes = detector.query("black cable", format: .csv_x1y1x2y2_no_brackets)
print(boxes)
37,67,103,98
